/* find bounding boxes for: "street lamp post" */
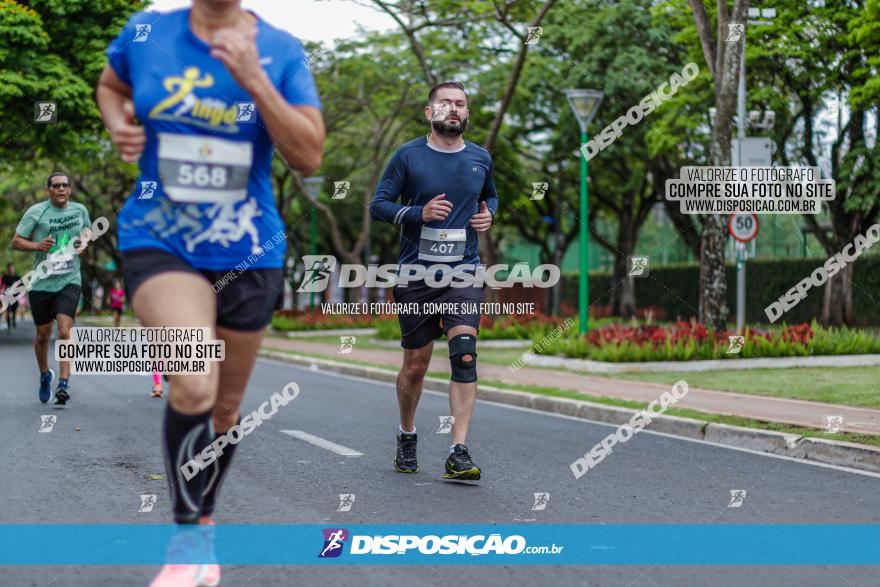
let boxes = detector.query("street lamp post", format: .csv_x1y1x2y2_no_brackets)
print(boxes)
302,176,324,311
565,89,604,334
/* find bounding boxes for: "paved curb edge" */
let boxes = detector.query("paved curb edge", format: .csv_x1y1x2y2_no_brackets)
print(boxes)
259,350,880,475
527,353,880,373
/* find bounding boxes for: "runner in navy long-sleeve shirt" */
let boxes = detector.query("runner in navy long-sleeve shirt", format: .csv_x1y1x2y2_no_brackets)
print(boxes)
370,132,498,266
370,81,498,481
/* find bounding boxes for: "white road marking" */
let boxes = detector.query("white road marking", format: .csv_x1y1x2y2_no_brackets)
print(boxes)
259,357,880,480
281,429,363,457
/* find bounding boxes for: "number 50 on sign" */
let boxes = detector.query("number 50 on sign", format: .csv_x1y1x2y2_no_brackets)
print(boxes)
728,213,759,243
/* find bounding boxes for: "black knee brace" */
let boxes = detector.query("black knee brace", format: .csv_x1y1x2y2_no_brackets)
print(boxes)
448,334,477,383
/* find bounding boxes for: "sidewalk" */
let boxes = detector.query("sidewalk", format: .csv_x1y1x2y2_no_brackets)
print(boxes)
262,336,880,436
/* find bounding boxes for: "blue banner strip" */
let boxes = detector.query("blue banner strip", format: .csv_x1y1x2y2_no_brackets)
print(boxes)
1,525,878,565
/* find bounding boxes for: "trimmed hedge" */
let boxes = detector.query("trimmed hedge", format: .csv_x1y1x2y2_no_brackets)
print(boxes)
560,255,880,325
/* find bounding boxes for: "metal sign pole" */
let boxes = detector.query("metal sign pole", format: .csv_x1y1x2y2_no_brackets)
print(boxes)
736,242,746,333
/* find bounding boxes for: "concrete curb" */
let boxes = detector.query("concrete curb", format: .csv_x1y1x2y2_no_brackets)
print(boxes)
527,353,880,373
703,423,800,455
259,350,880,475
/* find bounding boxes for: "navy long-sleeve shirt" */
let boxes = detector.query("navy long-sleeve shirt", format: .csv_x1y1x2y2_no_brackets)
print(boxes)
370,136,498,267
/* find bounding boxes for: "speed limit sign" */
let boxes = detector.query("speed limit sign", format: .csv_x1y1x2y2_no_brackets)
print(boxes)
728,213,760,243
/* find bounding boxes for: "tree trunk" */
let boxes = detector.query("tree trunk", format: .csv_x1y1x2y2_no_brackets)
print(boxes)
689,0,748,331
612,255,636,318
822,262,853,326
612,222,637,318
699,215,729,329
818,107,868,326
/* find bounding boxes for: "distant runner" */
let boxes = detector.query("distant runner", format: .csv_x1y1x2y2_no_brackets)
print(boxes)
11,172,91,405
2,263,20,333
110,278,126,328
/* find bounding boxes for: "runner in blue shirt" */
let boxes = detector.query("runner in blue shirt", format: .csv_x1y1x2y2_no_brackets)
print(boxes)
370,81,497,482
97,3,324,585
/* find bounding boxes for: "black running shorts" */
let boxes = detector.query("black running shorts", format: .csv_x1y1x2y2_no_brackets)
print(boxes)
121,248,283,332
392,280,483,349
28,284,80,326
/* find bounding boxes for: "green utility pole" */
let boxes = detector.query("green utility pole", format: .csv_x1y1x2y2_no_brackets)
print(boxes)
578,130,589,334
565,88,603,335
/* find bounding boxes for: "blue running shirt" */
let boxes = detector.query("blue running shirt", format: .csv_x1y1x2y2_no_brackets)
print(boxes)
107,8,321,270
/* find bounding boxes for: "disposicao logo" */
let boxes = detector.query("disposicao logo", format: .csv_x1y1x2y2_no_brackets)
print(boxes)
349,533,527,555
319,528,348,558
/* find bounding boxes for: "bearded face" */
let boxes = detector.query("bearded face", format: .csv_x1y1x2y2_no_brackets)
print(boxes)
428,95,468,137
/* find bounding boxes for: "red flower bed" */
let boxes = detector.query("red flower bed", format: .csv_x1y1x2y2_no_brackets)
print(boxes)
586,320,811,349
782,322,814,345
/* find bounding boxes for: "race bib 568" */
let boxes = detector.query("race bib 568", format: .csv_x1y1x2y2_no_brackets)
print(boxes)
157,133,252,204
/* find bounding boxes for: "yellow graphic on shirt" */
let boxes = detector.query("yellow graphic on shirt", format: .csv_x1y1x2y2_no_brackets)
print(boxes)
148,66,240,130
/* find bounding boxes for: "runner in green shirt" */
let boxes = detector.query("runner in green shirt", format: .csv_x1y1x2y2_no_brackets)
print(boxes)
12,172,92,405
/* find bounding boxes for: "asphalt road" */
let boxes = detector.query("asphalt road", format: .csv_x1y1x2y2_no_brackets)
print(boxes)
1,319,878,586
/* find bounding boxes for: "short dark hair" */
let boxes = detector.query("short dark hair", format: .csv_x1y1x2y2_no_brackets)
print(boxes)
46,171,68,187
428,81,467,105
